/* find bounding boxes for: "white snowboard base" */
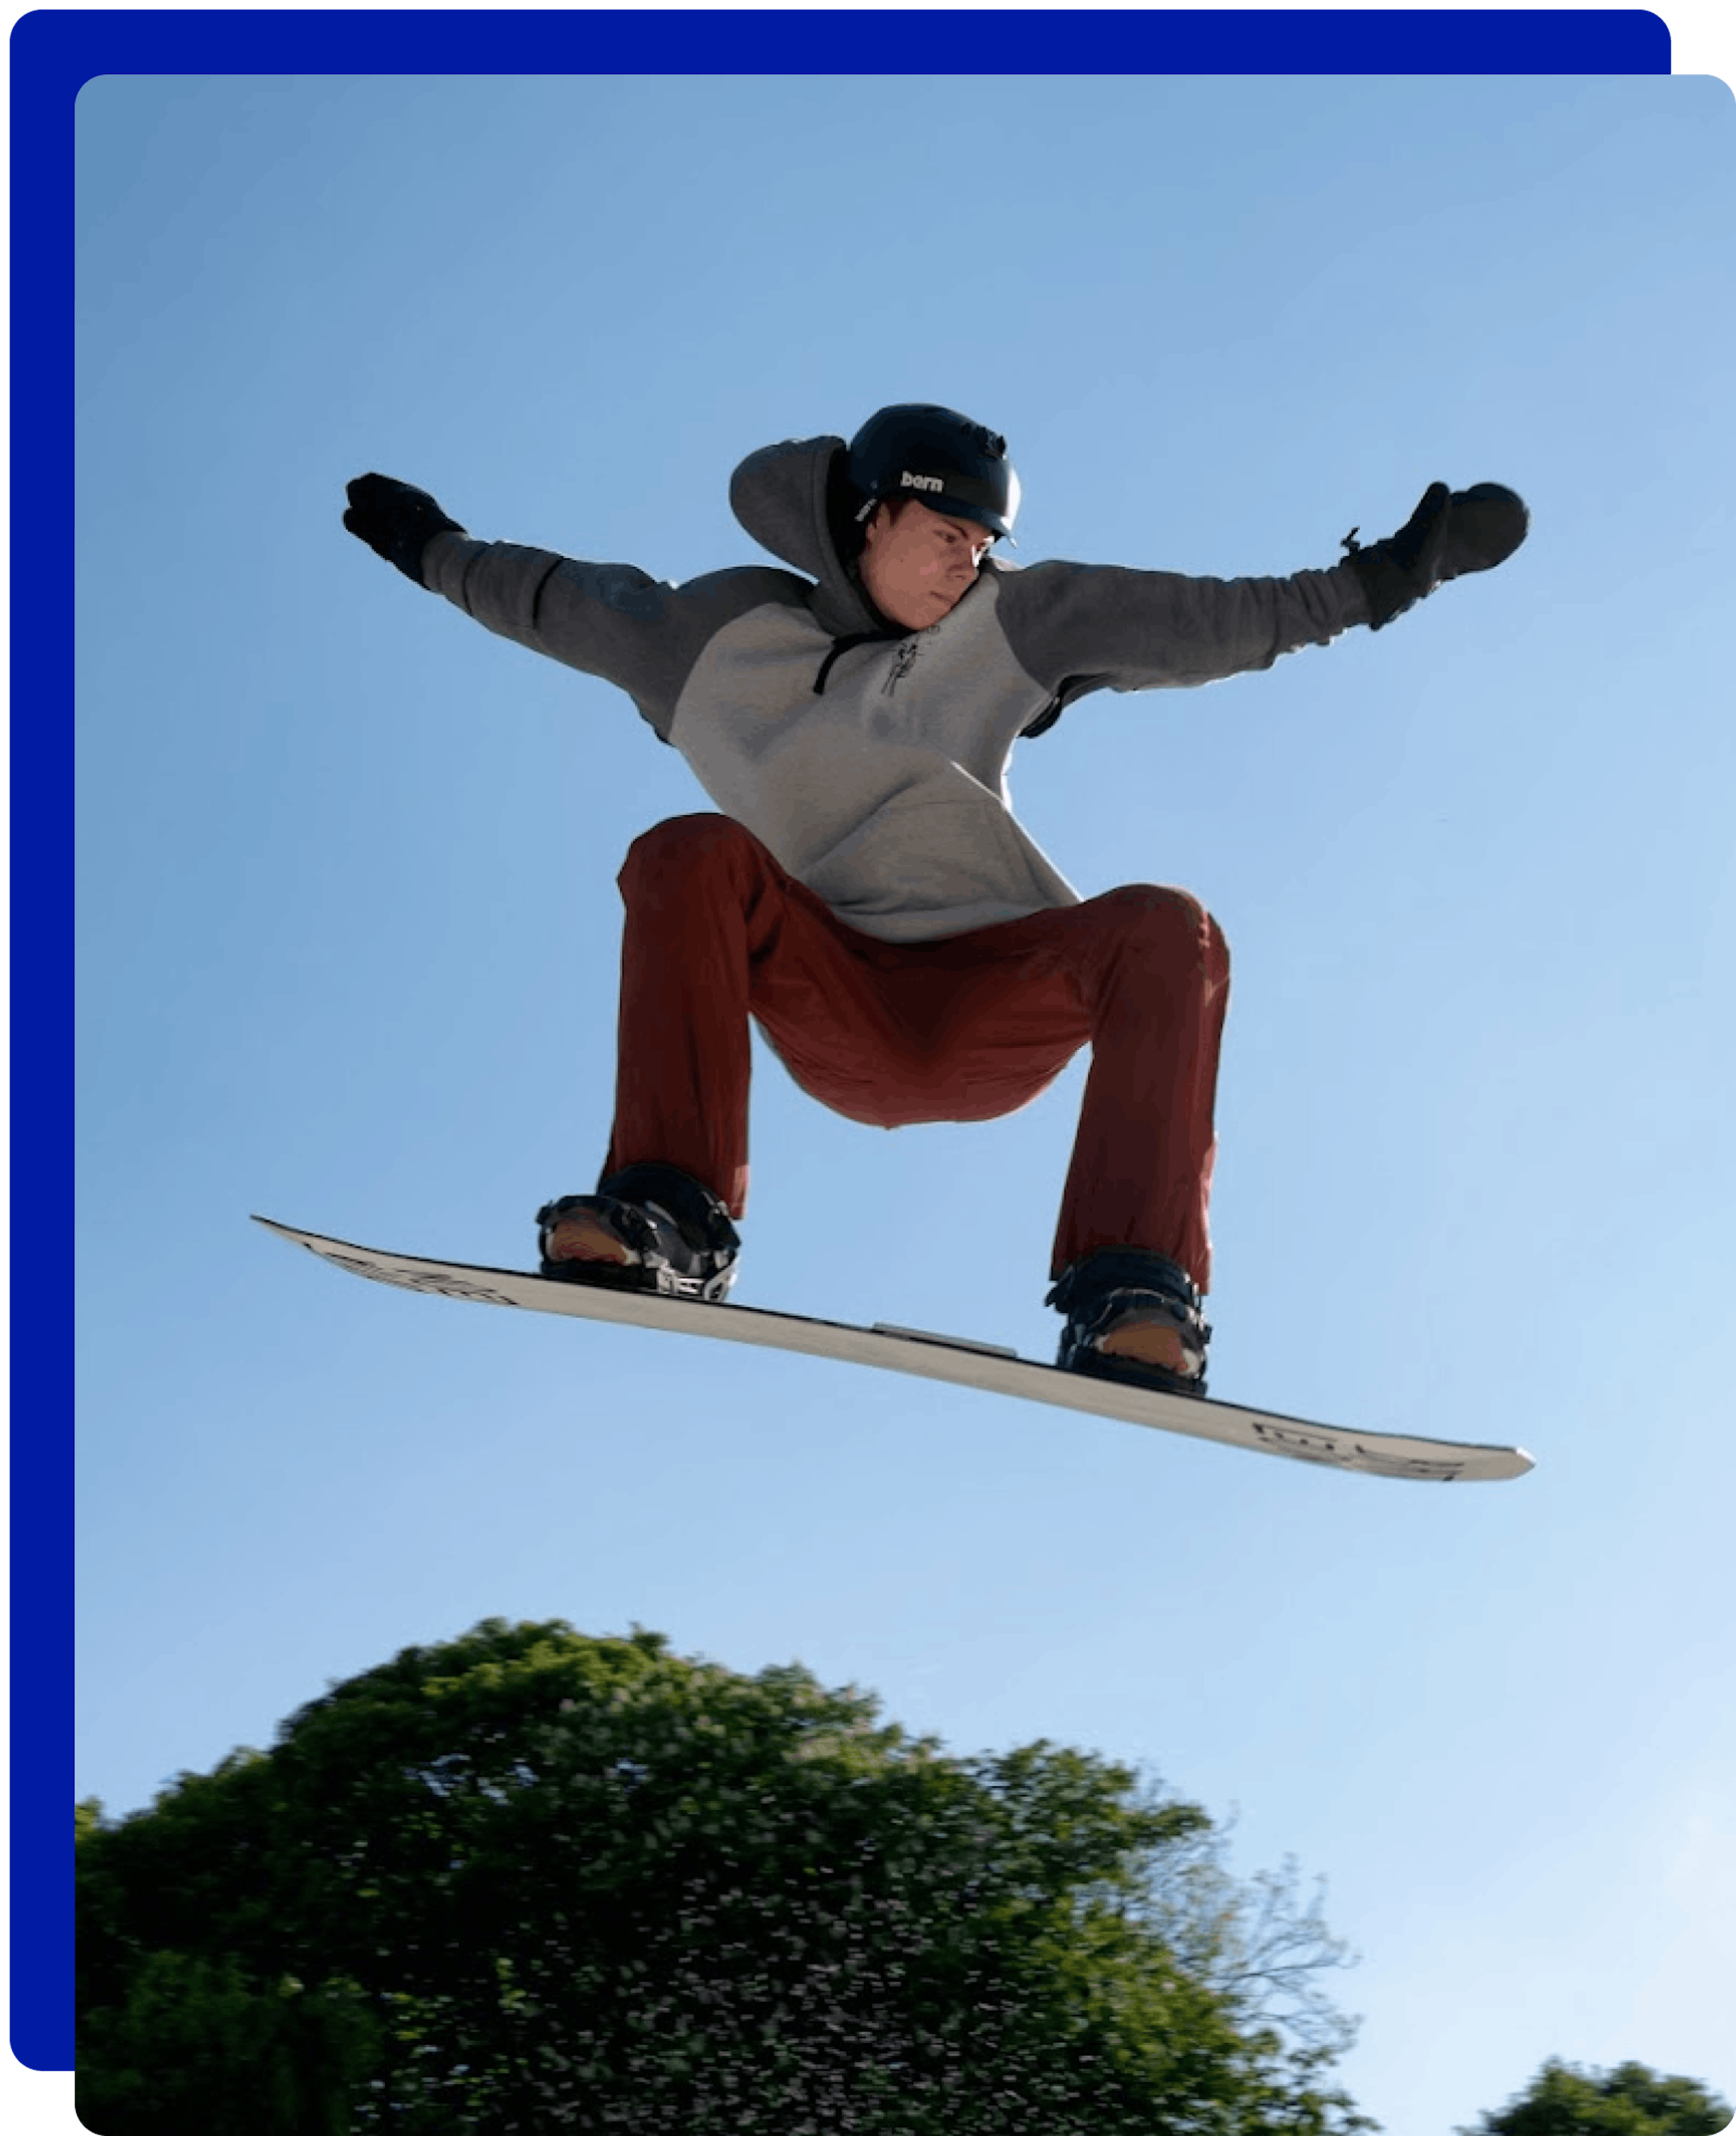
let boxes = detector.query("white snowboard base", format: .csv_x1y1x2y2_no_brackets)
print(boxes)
255,1217,1534,1484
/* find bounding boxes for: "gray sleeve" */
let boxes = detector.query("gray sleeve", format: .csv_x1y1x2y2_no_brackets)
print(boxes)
995,557,1372,695
420,533,796,740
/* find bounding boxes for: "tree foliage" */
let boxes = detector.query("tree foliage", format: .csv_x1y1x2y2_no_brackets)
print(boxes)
77,1618,1373,2134
1459,2059,1733,2136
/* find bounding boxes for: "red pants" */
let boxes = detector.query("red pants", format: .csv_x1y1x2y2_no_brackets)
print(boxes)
601,814,1231,1288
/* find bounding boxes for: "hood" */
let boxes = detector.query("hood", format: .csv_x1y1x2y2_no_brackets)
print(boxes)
729,434,882,636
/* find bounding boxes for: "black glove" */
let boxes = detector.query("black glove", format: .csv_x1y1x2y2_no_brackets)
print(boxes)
343,473,466,586
1344,482,1529,630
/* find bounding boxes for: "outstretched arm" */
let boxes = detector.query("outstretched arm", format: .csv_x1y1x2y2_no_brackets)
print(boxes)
997,480,1530,699
340,472,795,742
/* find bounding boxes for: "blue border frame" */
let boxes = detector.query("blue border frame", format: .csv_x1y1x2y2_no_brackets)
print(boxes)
28,3,1671,2078
8,8,1680,79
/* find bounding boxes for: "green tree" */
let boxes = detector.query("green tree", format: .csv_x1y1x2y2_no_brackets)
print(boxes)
1459,2059,1732,2136
78,1618,1374,2134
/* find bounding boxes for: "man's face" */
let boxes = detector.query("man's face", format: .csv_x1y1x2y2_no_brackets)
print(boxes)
858,500,995,630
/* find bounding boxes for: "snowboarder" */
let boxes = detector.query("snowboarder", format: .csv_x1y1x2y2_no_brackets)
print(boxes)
343,406,1526,1398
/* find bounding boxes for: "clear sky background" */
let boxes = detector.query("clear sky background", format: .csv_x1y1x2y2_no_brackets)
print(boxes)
65,35,1733,2136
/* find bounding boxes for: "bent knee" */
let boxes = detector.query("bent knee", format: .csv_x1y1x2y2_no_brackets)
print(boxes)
1103,883,1227,951
620,812,760,886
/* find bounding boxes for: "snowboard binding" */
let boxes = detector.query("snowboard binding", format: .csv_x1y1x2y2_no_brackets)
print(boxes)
1047,1248,1211,1400
536,1162,741,1302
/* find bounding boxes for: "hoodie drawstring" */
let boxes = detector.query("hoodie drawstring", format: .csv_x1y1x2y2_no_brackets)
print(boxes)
812,633,880,695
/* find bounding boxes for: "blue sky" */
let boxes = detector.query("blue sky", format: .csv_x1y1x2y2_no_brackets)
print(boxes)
50,16,1736,2136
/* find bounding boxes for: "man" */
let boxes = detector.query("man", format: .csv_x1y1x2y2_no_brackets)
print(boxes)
343,405,1526,1397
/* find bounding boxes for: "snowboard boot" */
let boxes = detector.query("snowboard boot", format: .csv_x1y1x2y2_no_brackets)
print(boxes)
536,1161,741,1302
1047,1248,1211,1400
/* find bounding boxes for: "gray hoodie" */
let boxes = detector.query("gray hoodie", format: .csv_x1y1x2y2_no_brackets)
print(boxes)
422,435,1370,942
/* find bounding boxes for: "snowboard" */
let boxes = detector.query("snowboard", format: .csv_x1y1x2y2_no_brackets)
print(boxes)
254,1217,1534,1484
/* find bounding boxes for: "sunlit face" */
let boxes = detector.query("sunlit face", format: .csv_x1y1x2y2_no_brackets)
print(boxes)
858,500,995,630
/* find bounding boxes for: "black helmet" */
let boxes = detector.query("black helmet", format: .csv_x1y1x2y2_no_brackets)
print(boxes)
844,403,1020,542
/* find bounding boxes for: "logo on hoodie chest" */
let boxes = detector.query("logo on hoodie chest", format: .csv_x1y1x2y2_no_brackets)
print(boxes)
882,638,924,696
